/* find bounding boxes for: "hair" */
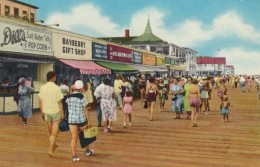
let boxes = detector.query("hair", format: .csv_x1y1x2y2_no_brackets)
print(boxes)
62,78,68,85
192,79,198,84
103,77,111,86
149,77,155,83
47,71,56,81
126,91,132,97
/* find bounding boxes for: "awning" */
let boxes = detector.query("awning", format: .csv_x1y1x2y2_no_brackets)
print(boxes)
128,64,155,73
59,59,111,75
169,65,186,71
146,65,168,72
96,61,138,72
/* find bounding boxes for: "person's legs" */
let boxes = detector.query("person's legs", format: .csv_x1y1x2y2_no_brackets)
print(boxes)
124,113,127,127
117,93,123,109
69,125,79,157
129,113,132,126
47,120,60,157
97,103,102,127
150,101,155,120
191,107,195,126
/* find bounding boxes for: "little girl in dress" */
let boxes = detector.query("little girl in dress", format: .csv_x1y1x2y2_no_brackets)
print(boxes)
123,91,133,128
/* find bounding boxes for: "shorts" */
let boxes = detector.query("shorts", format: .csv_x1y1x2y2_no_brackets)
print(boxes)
69,121,87,127
44,112,61,122
190,97,200,107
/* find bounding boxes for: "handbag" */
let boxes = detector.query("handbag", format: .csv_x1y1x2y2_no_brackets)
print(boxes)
79,131,96,148
59,119,70,132
143,101,148,108
83,127,99,138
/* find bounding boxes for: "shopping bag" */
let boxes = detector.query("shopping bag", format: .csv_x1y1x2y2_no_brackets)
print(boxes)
59,119,70,132
83,127,99,138
79,131,96,148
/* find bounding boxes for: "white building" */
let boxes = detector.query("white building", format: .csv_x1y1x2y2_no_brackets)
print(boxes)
196,57,226,76
225,65,235,76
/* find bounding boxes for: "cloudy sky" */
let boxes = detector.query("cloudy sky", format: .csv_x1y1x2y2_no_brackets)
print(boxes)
22,0,260,74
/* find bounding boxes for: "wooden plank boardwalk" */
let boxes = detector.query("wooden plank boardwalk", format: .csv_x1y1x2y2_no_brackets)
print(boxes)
0,84,260,167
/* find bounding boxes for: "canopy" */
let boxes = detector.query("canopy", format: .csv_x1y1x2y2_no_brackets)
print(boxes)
128,64,155,73
59,59,111,75
146,65,168,72
96,61,138,72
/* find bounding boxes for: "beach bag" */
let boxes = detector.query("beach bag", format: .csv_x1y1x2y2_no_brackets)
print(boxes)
83,127,99,138
59,119,70,132
79,131,96,148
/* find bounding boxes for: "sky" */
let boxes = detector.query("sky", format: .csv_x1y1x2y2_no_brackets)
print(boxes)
21,0,260,75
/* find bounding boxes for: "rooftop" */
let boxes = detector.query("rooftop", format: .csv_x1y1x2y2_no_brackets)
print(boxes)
10,0,39,9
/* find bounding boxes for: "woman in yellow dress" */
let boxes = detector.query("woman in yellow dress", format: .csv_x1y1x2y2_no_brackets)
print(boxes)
84,79,94,109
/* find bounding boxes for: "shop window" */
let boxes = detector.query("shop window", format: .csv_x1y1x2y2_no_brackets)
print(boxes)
150,46,156,52
163,47,169,55
5,5,10,16
14,7,19,18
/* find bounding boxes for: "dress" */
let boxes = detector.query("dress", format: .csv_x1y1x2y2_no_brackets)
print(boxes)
95,84,116,121
84,83,93,103
170,84,183,112
123,96,133,114
184,83,192,111
158,84,167,104
18,86,34,118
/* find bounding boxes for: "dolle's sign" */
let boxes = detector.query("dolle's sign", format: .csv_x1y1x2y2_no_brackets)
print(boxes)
0,21,52,55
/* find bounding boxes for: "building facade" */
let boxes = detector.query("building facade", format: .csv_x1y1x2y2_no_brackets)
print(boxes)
196,57,226,76
99,19,197,77
225,65,235,76
0,0,38,22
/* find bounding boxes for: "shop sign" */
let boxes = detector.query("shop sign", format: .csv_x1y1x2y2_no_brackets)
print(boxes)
132,51,142,64
0,21,52,55
108,44,133,63
165,57,171,64
156,57,165,65
92,42,108,60
142,53,156,65
53,33,92,60
17,64,28,68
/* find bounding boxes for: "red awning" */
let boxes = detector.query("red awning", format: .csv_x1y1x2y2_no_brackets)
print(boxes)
59,59,111,75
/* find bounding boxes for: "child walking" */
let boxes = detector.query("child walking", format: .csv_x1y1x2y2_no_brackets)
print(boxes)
220,95,232,122
123,91,133,128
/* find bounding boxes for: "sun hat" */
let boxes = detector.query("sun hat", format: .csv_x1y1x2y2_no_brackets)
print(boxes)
74,80,84,89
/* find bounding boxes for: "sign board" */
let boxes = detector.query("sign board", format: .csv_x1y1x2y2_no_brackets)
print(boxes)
165,57,171,64
0,20,52,55
107,44,133,63
92,42,108,60
132,51,142,64
156,57,165,65
142,53,156,66
52,33,92,60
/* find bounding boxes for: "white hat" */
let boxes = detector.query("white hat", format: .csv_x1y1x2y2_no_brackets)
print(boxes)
74,80,84,89
19,78,25,83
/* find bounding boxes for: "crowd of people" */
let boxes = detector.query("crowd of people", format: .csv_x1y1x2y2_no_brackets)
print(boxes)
8,71,260,162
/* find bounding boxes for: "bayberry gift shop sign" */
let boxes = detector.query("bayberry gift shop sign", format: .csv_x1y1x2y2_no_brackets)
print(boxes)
0,21,52,55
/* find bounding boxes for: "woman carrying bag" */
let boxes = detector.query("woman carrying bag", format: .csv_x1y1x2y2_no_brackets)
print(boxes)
66,80,94,162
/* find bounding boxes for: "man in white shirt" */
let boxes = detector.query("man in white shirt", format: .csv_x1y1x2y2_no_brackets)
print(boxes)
114,74,123,109
239,75,246,92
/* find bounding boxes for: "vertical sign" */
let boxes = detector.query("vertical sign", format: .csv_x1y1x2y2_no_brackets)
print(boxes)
132,51,142,64
92,42,108,60
142,53,156,65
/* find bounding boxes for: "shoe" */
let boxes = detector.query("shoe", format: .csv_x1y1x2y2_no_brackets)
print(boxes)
192,124,198,127
85,150,94,156
129,122,132,127
107,128,112,132
204,112,209,115
22,122,27,126
104,128,108,133
72,156,80,162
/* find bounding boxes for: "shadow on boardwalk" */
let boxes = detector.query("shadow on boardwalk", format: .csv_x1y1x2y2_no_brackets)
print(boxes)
0,84,260,167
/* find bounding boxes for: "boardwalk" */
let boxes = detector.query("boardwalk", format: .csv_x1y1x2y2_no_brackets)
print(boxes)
0,84,260,167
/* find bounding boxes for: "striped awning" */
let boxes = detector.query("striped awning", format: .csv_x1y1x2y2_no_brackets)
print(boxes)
59,59,111,75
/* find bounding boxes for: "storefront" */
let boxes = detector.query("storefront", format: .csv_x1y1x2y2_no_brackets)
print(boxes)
168,65,186,76
0,17,54,113
53,33,111,87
